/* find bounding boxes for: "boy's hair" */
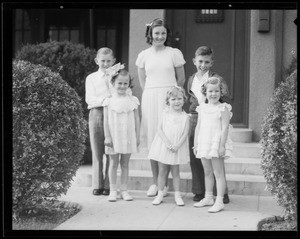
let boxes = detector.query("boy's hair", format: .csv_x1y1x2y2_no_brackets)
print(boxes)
201,76,228,102
111,69,133,88
145,18,171,46
96,47,114,58
195,46,214,58
165,86,187,106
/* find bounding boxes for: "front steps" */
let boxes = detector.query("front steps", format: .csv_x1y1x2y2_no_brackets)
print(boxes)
72,128,271,196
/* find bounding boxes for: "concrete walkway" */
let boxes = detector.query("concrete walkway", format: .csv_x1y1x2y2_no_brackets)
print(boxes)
55,183,284,231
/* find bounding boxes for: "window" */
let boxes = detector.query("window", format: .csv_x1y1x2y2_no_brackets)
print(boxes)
14,9,31,52
195,9,224,23
46,10,81,43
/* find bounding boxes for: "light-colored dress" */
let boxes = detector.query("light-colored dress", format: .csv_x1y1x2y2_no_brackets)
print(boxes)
148,108,190,165
135,46,186,151
103,94,140,154
195,102,233,159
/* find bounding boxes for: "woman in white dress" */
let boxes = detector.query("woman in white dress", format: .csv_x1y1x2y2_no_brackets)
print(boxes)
136,18,186,197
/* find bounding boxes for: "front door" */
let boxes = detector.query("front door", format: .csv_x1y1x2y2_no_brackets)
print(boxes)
166,9,249,127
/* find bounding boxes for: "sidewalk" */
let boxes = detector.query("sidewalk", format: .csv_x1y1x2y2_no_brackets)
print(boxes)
55,183,284,231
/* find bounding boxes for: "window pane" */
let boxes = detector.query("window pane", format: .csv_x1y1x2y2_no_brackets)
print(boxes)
15,9,23,29
59,29,69,41
24,31,31,44
49,29,58,41
24,10,31,29
97,29,106,48
70,30,79,43
106,29,116,51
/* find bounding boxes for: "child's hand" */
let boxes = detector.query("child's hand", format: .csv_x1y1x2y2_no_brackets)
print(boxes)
104,137,113,147
170,144,180,153
193,148,197,156
218,146,225,157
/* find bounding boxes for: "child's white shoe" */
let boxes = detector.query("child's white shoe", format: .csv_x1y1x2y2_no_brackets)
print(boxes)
193,197,214,208
163,185,169,197
147,184,158,197
108,190,117,202
208,201,224,213
152,191,163,205
175,196,184,206
121,191,133,201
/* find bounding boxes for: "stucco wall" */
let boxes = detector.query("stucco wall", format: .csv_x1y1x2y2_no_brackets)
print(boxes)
249,10,277,142
128,9,165,102
283,10,297,69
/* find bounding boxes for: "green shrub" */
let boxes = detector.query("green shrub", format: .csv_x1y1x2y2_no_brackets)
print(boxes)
15,41,97,164
261,65,297,220
13,60,87,217
15,40,97,119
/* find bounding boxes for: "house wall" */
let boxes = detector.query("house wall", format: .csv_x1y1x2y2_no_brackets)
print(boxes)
249,10,297,142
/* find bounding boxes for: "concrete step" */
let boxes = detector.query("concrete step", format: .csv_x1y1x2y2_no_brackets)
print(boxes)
230,128,253,143
135,142,262,159
72,166,271,196
129,157,263,175
232,142,262,158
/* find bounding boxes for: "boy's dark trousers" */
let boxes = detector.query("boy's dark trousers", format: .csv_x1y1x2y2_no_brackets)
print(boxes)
89,107,110,190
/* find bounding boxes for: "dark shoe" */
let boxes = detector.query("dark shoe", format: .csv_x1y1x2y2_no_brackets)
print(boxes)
223,194,230,204
193,194,204,202
93,189,103,196
102,189,110,196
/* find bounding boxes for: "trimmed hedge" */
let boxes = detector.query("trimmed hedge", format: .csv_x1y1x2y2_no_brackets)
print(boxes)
15,40,97,119
15,41,97,164
13,60,87,217
261,59,297,220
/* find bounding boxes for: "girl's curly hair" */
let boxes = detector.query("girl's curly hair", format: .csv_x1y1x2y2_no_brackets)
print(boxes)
201,76,229,102
165,86,187,106
145,18,172,46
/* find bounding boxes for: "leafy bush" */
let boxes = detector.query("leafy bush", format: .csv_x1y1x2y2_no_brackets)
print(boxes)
15,41,97,164
13,60,87,217
261,61,297,220
15,40,97,119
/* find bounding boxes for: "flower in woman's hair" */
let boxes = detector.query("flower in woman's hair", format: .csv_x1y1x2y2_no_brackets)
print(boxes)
105,63,125,78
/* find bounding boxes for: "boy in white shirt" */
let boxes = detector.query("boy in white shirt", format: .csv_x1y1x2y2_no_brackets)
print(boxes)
85,47,116,196
186,46,230,203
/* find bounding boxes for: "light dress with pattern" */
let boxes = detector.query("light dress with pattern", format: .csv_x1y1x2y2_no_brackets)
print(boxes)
195,102,233,159
103,93,140,155
148,108,190,165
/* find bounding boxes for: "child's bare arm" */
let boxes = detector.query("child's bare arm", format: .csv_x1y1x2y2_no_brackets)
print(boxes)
157,119,173,149
171,117,190,152
103,107,113,147
193,113,201,155
137,68,146,90
134,108,141,146
219,107,230,156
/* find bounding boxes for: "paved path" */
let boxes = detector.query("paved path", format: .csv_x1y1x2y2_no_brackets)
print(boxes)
55,184,284,231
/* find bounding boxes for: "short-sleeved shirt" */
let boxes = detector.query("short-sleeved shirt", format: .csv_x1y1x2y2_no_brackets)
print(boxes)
135,46,185,89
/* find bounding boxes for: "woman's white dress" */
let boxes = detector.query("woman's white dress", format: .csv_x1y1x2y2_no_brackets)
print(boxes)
135,46,186,150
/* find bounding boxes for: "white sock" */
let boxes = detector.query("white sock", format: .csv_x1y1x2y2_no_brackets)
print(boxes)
205,192,213,200
216,196,224,204
174,191,181,198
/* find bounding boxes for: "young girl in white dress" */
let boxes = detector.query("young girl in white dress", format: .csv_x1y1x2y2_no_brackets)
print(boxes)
193,76,233,213
103,67,140,202
148,86,190,206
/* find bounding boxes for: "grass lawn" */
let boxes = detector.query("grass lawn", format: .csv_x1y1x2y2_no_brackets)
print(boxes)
12,200,81,230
